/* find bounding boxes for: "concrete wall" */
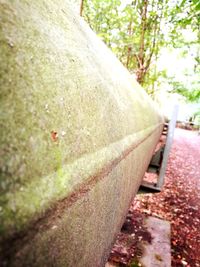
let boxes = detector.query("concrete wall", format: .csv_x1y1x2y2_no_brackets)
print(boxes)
0,1,163,266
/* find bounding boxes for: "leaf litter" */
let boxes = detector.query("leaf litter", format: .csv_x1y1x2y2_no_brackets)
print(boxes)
108,128,200,267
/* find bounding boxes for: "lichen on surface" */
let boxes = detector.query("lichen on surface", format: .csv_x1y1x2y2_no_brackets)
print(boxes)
0,1,163,266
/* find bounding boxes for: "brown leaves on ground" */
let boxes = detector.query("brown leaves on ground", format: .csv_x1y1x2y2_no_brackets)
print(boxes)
109,210,152,266
108,129,200,267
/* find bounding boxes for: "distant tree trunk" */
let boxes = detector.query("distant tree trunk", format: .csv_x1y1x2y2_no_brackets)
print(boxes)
80,0,84,16
126,21,133,69
136,0,164,87
136,0,148,84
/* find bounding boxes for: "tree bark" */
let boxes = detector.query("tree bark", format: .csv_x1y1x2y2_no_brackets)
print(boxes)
136,0,148,84
80,0,84,16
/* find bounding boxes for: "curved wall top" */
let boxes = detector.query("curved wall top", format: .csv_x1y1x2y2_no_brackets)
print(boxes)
0,1,163,266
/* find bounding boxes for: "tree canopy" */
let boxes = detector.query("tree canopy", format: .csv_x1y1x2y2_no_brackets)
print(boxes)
82,0,200,103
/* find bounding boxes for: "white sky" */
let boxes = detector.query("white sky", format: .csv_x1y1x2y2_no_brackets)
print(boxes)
156,28,200,121
158,29,198,79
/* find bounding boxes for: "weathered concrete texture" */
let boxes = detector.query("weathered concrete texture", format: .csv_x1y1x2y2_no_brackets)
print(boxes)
2,134,162,267
140,217,171,267
0,1,163,266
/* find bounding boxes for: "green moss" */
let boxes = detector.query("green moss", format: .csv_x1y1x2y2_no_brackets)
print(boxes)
0,125,162,237
0,0,163,241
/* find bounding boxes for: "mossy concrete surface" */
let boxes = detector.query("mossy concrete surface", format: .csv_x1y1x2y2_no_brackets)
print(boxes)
0,1,163,266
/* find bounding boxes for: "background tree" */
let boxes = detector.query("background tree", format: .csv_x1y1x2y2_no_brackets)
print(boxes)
165,0,200,102
83,0,167,88
82,0,200,103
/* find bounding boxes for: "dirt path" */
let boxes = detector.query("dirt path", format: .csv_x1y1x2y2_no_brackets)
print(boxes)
108,128,200,267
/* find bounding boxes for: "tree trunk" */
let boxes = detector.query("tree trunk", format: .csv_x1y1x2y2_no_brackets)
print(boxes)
80,0,84,16
136,0,148,84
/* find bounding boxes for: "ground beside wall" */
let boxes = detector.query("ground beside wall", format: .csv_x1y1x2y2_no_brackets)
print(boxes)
107,128,200,266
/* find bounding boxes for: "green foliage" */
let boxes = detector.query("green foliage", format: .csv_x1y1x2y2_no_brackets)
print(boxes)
82,0,199,102
193,110,200,126
83,0,167,88
178,0,200,28
168,78,200,103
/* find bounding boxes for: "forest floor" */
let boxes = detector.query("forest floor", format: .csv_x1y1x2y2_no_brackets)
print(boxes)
107,128,200,267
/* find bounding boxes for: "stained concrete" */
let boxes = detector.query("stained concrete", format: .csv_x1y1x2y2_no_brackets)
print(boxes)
140,217,171,267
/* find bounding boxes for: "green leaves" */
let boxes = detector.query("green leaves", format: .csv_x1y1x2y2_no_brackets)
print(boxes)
168,78,200,103
83,0,166,88
82,0,199,103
